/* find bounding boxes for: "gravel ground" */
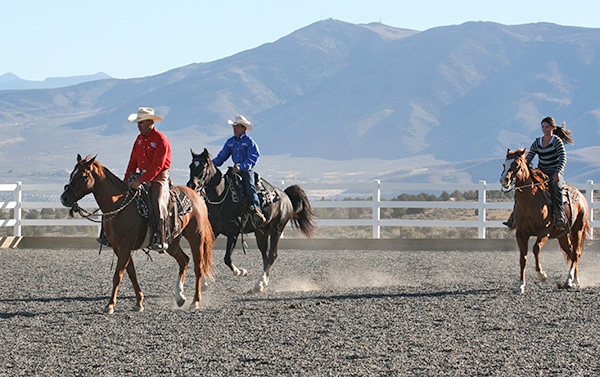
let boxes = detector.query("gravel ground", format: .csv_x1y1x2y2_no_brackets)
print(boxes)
1,244,599,376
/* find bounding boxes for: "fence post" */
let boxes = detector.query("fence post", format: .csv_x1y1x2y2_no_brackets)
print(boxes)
372,179,381,239
14,181,22,237
586,180,594,240
478,180,486,239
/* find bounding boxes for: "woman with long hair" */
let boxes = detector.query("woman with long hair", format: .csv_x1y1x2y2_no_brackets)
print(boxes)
504,116,573,229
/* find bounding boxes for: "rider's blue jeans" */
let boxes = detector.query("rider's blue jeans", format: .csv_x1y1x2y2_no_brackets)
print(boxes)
543,170,565,220
239,170,261,211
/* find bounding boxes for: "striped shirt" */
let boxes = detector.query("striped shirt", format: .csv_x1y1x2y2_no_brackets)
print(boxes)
526,135,566,176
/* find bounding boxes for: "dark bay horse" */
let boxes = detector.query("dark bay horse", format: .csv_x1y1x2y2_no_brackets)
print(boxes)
60,154,214,313
187,148,316,292
500,148,590,293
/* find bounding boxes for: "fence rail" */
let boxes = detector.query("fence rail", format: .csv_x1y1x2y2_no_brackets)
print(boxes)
1,180,598,239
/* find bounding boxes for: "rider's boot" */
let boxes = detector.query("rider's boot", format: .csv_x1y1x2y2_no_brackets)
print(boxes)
151,219,169,252
251,206,266,226
503,211,515,230
554,204,567,228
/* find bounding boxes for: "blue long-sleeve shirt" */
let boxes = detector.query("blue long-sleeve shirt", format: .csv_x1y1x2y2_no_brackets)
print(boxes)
212,133,260,171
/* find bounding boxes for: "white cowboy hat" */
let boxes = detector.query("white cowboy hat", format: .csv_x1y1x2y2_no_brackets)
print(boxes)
128,107,163,123
228,114,253,131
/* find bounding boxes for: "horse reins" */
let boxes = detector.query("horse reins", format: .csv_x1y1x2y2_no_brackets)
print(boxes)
199,179,231,206
501,158,549,193
71,188,140,223
502,179,549,193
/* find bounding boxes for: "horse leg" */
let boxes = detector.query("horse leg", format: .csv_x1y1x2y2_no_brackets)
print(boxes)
515,231,529,294
168,243,190,307
105,250,133,314
224,235,247,277
558,235,579,288
186,235,205,310
569,224,585,288
253,232,278,292
125,259,144,312
532,235,550,284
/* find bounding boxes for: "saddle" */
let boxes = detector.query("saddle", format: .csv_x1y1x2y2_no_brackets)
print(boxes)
135,184,194,244
540,183,576,229
532,168,574,228
226,169,280,211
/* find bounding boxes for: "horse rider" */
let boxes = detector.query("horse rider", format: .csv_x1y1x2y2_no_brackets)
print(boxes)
504,116,573,229
125,107,172,251
212,114,266,226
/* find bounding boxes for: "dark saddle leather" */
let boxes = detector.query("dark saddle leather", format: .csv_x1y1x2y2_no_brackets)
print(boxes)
226,169,280,211
135,184,194,242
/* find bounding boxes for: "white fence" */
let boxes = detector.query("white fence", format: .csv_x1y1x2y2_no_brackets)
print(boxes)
1,180,598,239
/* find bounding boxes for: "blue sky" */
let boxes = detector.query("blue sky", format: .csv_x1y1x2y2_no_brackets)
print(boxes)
3,0,599,80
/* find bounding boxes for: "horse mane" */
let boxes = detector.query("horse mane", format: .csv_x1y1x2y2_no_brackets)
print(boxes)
530,167,549,192
85,156,128,191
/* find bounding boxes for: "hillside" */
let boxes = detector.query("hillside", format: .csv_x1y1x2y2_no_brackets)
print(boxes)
0,20,599,185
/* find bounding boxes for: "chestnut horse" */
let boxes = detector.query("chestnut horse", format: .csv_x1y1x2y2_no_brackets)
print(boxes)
60,154,214,314
500,148,590,293
187,148,316,292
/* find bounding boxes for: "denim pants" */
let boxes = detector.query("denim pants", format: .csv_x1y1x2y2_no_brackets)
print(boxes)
544,170,565,219
239,170,261,210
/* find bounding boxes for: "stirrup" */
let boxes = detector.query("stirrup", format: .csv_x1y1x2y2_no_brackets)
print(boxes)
251,207,266,226
96,235,111,246
502,220,515,230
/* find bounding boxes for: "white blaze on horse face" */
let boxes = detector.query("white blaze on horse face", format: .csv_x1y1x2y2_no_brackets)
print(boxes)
69,167,80,184
500,158,515,186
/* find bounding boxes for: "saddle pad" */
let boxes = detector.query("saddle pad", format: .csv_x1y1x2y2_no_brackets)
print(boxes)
135,186,194,219
255,176,280,208
172,187,193,216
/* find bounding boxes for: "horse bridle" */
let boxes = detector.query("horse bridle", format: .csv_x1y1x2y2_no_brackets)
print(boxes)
73,189,140,223
191,158,232,206
64,176,140,223
501,157,548,193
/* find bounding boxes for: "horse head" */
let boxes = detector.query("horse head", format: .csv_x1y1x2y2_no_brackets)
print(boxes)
60,154,99,208
500,148,529,191
187,148,214,191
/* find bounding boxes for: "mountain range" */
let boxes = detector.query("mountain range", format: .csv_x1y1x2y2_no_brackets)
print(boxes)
0,72,112,90
1,19,600,186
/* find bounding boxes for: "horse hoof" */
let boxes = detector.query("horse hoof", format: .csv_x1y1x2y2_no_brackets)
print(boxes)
538,272,547,282
190,301,200,310
176,298,186,307
103,306,115,315
562,282,576,290
134,305,144,313
516,285,525,294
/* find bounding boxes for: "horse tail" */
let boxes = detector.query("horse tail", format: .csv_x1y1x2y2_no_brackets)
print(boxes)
579,203,592,255
284,185,317,238
201,212,215,282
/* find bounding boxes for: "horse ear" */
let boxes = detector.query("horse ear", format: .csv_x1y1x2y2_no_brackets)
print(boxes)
89,155,97,164
202,148,209,157
190,148,198,157
77,154,83,162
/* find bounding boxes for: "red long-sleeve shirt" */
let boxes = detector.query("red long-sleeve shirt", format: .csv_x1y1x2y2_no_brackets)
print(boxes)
124,128,171,183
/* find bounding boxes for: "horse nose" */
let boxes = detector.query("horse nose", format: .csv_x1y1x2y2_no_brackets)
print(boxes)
186,179,197,190
60,191,73,207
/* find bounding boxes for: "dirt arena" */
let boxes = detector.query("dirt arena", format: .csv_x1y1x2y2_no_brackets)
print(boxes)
1,244,599,376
